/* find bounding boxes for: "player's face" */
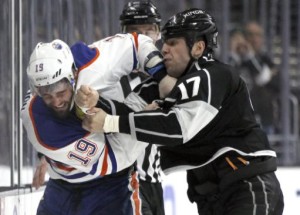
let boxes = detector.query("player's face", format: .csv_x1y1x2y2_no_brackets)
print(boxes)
162,37,191,78
125,24,160,43
39,81,74,118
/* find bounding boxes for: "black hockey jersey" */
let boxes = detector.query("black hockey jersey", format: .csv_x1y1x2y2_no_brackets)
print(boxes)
100,56,277,174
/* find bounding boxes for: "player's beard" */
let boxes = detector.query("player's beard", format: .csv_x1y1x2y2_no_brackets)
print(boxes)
49,101,72,119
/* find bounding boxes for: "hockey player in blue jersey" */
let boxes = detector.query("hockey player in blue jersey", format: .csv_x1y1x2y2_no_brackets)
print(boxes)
21,34,175,215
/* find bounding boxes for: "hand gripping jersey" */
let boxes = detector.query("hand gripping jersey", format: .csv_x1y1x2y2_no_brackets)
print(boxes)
21,33,164,183
75,33,163,102
99,55,278,175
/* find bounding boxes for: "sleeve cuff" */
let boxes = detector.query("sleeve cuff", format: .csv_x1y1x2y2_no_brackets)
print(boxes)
103,114,120,133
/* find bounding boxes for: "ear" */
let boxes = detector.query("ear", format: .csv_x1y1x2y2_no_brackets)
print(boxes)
191,40,205,59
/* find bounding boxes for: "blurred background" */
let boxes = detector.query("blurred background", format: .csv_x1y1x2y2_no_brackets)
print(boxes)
0,0,300,214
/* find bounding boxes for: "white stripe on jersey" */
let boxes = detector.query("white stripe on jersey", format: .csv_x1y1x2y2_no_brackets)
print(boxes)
174,100,218,143
202,69,212,104
195,62,212,104
163,147,277,175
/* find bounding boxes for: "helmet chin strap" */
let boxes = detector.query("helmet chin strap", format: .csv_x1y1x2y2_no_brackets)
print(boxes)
180,39,213,78
70,94,76,111
180,56,197,78
176,38,198,78
69,66,78,111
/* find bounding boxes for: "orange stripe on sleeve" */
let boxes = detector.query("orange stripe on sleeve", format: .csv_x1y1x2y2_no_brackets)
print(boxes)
77,48,100,74
131,32,139,51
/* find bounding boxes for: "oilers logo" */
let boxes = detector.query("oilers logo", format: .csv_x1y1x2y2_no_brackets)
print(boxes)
52,42,63,50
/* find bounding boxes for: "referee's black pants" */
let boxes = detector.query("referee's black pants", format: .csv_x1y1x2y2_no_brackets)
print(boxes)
139,180,165,215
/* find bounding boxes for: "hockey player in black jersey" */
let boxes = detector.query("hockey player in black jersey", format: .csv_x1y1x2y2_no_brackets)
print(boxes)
77,8,284,215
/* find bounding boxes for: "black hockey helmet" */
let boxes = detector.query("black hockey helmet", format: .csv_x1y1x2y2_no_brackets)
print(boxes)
162,8,218,51
119,1,161,27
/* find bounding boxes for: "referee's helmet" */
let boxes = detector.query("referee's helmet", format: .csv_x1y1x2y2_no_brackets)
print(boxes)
119,1,161,29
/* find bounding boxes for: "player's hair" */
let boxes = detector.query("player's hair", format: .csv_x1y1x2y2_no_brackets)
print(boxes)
36,78,71,96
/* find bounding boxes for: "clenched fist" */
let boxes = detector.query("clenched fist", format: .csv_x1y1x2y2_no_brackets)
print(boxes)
75,85,99,111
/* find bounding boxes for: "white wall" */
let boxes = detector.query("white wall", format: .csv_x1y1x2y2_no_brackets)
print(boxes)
275,168,300,215
162,172,198,215
0,190,43,214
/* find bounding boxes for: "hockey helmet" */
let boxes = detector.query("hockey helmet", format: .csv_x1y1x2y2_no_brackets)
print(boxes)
27,39,75,95
119,1,161,27
162,8,218,51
